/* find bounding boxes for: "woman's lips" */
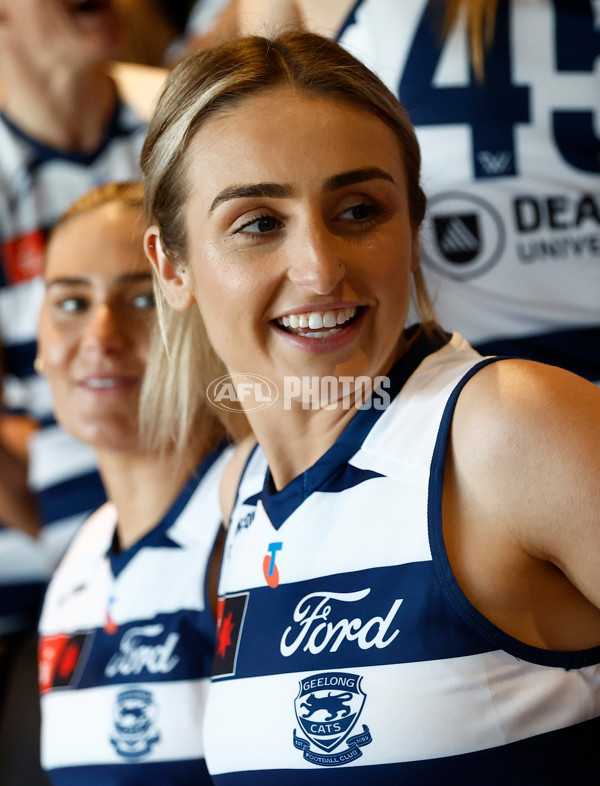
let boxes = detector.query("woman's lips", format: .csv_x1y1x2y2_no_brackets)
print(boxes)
78,373,139,391
275,305,360,338
272,306,365,354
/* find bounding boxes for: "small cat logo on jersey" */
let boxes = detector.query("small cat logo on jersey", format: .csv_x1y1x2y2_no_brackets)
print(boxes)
293,671,372,767
110,689,160,758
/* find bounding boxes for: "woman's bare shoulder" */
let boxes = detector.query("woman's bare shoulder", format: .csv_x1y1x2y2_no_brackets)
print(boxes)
449,358,600,611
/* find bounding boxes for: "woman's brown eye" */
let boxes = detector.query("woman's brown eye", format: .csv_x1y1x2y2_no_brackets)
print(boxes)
340,203,379,221
238,215,281,234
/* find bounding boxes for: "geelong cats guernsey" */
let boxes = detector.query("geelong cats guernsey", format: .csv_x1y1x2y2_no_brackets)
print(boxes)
204,332,600,784
0,100,146,633
338,0,600,382
39,445,232,785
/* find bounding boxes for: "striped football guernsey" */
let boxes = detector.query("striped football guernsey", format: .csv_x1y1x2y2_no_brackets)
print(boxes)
204,331,600,783
39,445,232,785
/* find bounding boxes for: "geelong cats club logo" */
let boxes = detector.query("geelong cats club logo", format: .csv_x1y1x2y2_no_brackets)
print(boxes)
293,672,372,767
110,689,160,758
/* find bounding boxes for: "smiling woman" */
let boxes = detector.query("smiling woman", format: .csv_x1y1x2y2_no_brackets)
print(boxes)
140,31,436,469
141,31,600,785
39,183,153,453
36,181,238,785
166,89,419,417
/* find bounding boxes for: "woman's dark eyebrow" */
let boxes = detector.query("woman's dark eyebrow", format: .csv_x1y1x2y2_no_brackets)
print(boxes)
46,276,89,288
117,272,153,284
46,272,151,288
208,168,394,212
210,183,292,211
323,167,395,191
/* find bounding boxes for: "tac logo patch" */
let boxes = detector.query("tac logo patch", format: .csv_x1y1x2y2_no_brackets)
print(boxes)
212,592,249,679
38,632,92,694
110,688,160,758
293,671,372,767
421,191,505,280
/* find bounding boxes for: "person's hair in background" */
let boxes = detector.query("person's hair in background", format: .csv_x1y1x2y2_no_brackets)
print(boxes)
113,0,198,66
442,0,499,80
112,0,237,67
232,0,500,80
140,259,237,455
48,180,144,240
141,30,441,451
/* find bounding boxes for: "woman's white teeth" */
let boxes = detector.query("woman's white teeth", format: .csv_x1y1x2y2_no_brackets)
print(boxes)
279,306,357,332
87,378,118,388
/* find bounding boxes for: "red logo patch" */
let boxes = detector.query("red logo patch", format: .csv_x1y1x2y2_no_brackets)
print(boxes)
38,632,88,694
3,229,46,284
212,593,248,679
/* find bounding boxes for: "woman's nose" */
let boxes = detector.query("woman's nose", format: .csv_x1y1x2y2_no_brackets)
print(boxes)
287,222,346,294
82,304,127,352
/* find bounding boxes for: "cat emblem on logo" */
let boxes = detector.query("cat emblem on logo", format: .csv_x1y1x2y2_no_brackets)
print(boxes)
110,689,160,758
293,671,372,767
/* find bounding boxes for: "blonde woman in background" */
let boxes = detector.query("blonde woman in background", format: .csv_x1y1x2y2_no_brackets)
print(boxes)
37,181,242,785
0,2,155,780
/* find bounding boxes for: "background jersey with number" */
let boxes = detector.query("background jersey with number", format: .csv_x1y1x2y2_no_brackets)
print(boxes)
338,0,600,382
0,100,146,635
39,445,231,785
203,332,600,784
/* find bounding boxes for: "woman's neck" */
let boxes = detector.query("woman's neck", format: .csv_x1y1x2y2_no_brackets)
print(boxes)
2,64,117,153
247,399,359,491
244,344,406,491
96,447,198,552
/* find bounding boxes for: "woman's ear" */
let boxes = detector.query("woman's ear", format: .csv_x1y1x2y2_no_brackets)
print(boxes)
144,226,196,311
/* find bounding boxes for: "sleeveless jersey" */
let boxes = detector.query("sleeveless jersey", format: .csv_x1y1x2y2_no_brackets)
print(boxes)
338,0,600,382
38,444,232,785
203,332,600,784
0,99,146,633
